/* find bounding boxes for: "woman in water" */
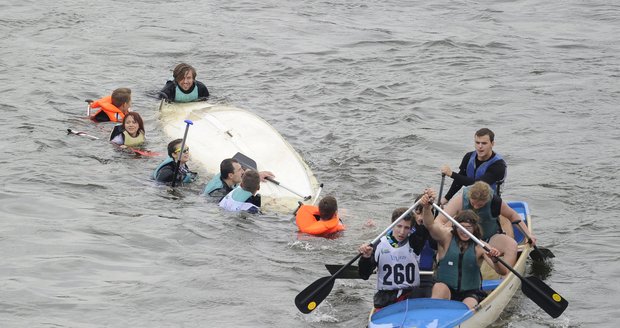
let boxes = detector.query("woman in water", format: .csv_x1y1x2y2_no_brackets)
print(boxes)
109,112,146,147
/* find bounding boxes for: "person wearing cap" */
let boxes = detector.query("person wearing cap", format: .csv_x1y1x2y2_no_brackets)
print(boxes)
424,208,502,310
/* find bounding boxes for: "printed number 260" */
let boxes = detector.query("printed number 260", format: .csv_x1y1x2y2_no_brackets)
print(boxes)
382,263,416,285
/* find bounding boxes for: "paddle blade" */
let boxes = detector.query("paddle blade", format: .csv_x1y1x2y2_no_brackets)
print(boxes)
530,245,555,262
538,246,555,258
325,264,362,279
529,247,545,262
232,152,258,170
128,148,163,157
521,276,568,318
295,276,335,314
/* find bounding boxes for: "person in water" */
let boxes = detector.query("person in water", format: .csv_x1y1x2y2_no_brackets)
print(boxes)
203,158,275,200
89,87,132,123
440,128,507,205
153,139,197,184
218,169,262,214
357,189,435,309
109,112,145,147
295,195,345,236
159,63,209,103
424,209,502,310
436,181,536,276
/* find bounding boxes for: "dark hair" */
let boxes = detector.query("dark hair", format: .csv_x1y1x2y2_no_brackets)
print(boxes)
111,87,131,108
241,169,260,194
220,158,239,179
173,63,197,83
452,210,483,239
391,207,414,223
318,196,338,220
413,194,424,214
122,112,145,136
475,128,495,142
166,138,183,158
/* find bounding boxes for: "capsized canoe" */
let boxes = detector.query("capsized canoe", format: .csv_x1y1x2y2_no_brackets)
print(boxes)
158,100,319,212
368,201,533,328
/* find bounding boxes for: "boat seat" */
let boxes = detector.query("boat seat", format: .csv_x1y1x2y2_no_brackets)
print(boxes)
482,279,502,291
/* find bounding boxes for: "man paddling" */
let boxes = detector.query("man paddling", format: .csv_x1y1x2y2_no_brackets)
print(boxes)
357,189,435,309
440,128,507,205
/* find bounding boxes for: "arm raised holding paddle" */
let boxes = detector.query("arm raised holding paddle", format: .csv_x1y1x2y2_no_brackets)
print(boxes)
432,203,568,318
295,198,424,314
356,196,434,309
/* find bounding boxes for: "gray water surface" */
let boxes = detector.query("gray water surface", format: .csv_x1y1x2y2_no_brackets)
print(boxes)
1,0,619,327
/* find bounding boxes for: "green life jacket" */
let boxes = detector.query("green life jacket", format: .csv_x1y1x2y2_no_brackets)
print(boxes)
462,186,499,240
436,236,481,291
174,84,199,103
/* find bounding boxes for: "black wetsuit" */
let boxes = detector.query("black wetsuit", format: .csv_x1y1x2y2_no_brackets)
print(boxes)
444,151,506,201
158,80,209,102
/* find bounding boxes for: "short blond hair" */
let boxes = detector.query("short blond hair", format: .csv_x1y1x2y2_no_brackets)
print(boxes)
467,181,492,202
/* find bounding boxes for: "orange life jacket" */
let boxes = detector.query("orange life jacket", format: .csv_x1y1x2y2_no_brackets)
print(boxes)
295,205,345,236
90,96,125,122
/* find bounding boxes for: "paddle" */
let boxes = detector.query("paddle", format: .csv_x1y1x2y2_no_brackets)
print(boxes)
294,199,423,314
67,128,99,140
85,99,93,116
512,221,555,262
232,152,312,201
171,120,193,187
68,128,162,156
311,183,324,206
432,203,568,318
434,173,446,217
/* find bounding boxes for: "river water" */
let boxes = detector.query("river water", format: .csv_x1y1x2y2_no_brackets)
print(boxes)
1,0,619,327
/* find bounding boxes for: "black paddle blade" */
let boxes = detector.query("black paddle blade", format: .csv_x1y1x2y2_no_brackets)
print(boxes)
232,152,258,170
325,264,362,279
538,246,555,258
530,245,555,262
521,276,568,318
529,247,545,262
295,276,335,314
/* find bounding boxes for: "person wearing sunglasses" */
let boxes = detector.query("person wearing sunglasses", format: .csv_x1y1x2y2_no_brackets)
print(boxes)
423,206,502,310
153,138,197,184
435,181,536,276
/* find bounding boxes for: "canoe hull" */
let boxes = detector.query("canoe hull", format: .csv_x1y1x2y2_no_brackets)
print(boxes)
158,101,319,212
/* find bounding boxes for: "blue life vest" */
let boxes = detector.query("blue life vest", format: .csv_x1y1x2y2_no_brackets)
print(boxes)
466,152,506,194
219,187,260,213
153,157,174,180
152,157,194,183
174,83,199,103
203,173,224,195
